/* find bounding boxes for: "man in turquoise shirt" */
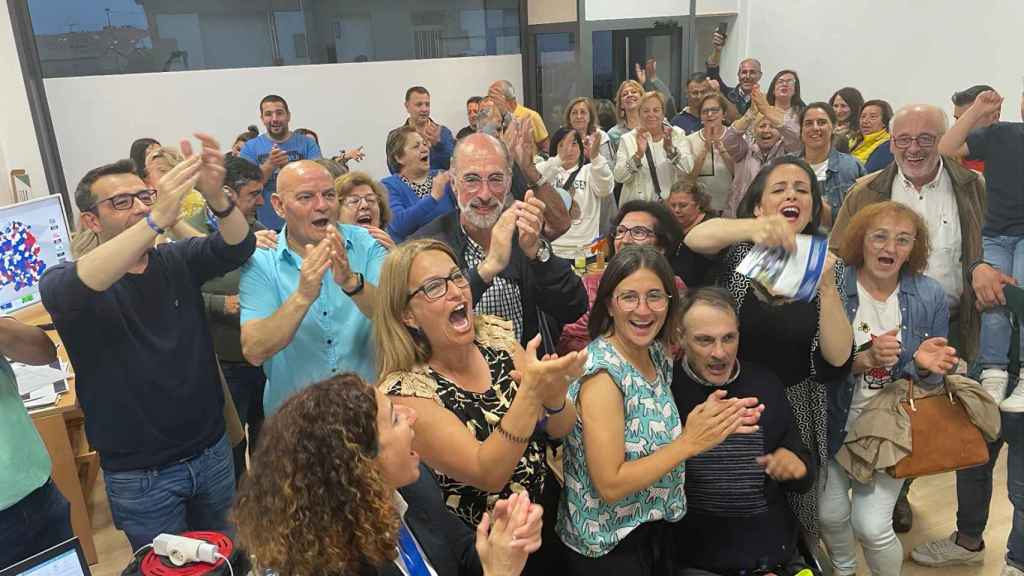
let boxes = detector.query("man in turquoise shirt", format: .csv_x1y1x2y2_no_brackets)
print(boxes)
240,161,387,414
0,317,72,569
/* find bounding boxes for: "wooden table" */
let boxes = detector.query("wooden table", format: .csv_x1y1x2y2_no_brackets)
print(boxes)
14,304,99,565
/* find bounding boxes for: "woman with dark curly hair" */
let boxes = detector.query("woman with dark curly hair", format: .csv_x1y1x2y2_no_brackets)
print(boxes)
232,372,543,576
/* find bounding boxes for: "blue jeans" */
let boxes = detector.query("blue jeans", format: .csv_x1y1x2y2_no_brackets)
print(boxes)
978,235,1024,370
0,478,73,569
956,411,1023,570
221,361,266,482
104,434,235,552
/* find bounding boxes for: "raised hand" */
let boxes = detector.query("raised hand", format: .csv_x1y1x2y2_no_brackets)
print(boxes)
634,129,649,159
326,226,354,290
149,154,202,230
634,62,647,85
712,31,725,51
679,389,762,456
707,77,721,94
182,133,226,202
972,90,1004,122
750,85,770,112
585,133,602,161
479,207,517,283
913,337,959,376
431,170,452,201
514,118,538,169
517,335,588,409
365,226,396,251
515,189,546,260
756,447,807,482
662,124,676,155
750,214,797,252
296,239,332,305
268,145,289,168
343,146,366,162
476,491,533,576
422,121,441,146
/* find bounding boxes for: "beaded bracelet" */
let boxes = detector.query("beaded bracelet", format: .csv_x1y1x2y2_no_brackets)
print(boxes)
497,421,531,444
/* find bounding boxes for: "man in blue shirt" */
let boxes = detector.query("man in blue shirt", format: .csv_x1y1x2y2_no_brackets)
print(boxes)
671,73,711,135
239,160,387,414
705,30,762,120
240,94,322,230
386,86,455,174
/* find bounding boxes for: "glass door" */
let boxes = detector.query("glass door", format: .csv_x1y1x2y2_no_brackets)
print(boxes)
526,24,578,137
593,23,683,115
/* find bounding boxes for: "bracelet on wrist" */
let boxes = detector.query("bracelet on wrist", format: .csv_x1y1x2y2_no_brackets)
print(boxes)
544,397,568,415
145,213,165,235
496,421,531,444
209,195,237,219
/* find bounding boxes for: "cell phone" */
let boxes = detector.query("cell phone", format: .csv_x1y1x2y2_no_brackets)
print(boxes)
716,22,729,38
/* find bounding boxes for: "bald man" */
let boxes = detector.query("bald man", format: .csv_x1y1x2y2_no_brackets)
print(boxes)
240,160,387,413
488,80,549,151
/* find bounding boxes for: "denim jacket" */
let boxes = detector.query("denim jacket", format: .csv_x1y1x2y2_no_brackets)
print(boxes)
827,268,949,456
820,148,866,224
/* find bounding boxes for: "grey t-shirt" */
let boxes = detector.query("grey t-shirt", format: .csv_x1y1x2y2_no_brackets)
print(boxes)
967,121,1024,236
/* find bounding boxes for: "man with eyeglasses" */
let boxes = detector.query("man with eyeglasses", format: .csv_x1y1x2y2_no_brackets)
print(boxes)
239,160,387,414
413,132,587,349
180,156,272,483
39,134,256,551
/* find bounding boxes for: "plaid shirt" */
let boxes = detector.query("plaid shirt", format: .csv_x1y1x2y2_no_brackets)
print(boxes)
463,233,524,341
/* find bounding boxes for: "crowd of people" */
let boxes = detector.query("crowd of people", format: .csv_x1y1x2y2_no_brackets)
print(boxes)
2,29,1023,576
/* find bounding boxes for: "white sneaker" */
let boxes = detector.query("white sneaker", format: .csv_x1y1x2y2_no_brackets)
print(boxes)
1002,564,1024,576
1003,379,1024,412
981,368,1009,403
911,533,985,567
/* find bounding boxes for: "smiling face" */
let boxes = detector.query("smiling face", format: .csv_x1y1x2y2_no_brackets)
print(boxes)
404,250,475,349
737,59,762,92
754,117,781,151
405,91,431,125
81,172,154,243
231,180,265,224
686,79,709,109
454,135,512,229
260,100,290,139
862,213,916,284
832,94,851,124
682,302,739,386
860,104,886,134
339,183,382,229
754,163,813,233
467,100,480,128
620,84,643,112
608,267,669,349
374,390,420,490
773,73,796,101
557,131,581,166
700,97,724,129
639,96,665,133
569,101,591,133
398,131,430,175
614,210,660,252
801,107,834,152
273,161,338,247
891,107,942,188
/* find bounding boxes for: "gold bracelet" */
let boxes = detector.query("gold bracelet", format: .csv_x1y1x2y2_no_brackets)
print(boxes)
496,421,531,444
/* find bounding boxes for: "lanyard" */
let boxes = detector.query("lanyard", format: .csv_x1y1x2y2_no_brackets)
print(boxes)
397,523,431,576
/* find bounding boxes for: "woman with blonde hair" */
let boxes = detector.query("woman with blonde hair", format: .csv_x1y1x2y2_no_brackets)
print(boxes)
335,171,395,250
821,201,956,576
232,372,544,576
374,238,587,576
613,91,691,205
606,80,645,152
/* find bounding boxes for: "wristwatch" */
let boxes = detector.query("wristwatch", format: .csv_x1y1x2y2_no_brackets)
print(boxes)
342,272,365,296
209,196,237,219
535,240,552,263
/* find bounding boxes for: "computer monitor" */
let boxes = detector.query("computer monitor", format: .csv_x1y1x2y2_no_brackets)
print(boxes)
0,194,72,313
0,538,91,576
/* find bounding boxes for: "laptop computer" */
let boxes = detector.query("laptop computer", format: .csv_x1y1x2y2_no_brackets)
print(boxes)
0,538,91,576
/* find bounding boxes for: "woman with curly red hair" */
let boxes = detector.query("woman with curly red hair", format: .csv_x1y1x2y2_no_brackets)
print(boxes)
232,373,542,576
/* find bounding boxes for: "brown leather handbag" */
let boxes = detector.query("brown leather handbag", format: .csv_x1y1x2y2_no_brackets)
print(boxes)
890,381,989,478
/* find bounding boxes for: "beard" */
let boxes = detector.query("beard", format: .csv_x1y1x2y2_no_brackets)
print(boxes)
459,192,513,229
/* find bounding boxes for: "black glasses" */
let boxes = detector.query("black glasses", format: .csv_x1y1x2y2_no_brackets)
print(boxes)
892,134,937,149
87,189,158,212
407,269,470,303
614,225,655,242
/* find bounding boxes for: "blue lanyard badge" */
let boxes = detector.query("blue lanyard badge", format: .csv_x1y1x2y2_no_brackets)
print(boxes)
397,523,431,576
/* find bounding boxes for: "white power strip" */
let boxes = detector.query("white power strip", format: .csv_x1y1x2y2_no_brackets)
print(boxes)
153,534,219,566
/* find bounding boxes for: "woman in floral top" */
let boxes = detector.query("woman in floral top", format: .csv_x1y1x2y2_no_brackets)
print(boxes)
556,246,761,575
375,239,586,576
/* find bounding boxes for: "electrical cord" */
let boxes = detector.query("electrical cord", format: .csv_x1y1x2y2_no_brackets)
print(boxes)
214,553,234,576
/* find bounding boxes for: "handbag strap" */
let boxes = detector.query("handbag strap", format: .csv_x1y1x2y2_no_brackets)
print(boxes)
644,146,663,198
904,377,953,412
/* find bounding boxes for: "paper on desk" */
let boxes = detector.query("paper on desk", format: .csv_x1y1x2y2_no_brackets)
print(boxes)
14,360,68,397
24,387,59,409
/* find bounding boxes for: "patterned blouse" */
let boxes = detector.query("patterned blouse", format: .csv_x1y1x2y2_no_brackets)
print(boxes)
556,337,686,558
400,173,434,199
380,316,545,526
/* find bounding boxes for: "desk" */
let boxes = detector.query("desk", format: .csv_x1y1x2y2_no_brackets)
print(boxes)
14,304,98,565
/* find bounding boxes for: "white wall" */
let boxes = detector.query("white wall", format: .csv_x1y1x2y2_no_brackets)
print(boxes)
0,0,49,205
585,0,739,20
731,0,1024,120
44,54,522,215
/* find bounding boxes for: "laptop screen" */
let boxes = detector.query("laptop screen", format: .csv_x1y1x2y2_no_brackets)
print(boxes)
0,539,90,576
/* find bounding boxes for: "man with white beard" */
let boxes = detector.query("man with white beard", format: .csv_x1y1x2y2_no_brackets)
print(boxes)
412,132,587,346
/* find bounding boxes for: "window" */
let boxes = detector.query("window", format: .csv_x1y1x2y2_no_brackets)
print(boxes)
27,0,521,78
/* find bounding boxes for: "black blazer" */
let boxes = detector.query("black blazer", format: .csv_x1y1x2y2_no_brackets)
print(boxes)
365,465,483,576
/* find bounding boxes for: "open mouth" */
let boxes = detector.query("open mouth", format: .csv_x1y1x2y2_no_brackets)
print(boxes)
449,303,471,331
629,318,655,333
706,361,729,377
877,256,895,266
780,206,801,221
311,216,330,229
356,212,373,225
419,153,429,163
